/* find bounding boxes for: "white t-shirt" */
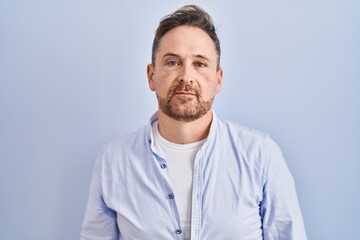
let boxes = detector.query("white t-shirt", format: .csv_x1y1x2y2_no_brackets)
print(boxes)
152,121,205,240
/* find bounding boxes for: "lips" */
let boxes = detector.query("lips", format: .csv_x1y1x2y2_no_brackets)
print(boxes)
169,82,200,98
174,91,197,96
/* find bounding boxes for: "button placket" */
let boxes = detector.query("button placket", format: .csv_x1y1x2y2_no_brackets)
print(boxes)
190,150,203,240
150,135,183,239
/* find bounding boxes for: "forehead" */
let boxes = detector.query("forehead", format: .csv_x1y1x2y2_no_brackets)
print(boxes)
156,25,217,60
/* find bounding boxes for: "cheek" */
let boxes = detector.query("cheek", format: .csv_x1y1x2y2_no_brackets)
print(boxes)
154,68,171,81
153,72,174,93
200,77,220,95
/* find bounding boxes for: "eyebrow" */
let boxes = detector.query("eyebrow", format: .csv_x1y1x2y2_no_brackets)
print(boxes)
162,53,211,61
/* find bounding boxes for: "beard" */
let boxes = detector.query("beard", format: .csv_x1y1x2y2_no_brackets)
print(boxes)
156,82,214,122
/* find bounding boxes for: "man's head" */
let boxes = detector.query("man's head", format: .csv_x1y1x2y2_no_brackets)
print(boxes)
151,5,221,68
147,5,223,122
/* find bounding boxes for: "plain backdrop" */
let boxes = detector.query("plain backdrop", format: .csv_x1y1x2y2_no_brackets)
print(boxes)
0,1,359,239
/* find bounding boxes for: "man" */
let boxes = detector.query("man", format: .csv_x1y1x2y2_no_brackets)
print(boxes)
81,5,307,240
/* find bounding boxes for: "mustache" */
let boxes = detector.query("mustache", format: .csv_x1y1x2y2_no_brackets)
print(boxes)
168,82,201,96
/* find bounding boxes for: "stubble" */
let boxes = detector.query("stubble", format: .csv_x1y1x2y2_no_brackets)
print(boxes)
157,82,214,122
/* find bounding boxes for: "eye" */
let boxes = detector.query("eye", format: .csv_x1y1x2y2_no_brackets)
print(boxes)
194,62,207,68
167,60,179,66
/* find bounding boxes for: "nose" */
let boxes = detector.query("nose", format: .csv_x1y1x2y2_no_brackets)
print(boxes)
178,64,194,84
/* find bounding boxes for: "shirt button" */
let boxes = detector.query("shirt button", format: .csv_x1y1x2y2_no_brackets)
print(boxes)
148,139,152,144
168,193,174,199
160,163,167,169
175,229,182,234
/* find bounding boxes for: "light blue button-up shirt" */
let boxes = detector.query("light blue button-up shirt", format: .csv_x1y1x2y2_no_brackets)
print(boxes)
81,112,307,240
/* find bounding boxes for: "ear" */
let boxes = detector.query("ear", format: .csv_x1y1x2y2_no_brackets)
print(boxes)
215,67,223,93
147,64,156,91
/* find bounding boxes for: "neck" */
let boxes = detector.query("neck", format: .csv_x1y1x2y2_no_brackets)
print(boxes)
157,110,213,144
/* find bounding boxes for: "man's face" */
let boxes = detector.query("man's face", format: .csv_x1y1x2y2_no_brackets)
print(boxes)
147,25,223,122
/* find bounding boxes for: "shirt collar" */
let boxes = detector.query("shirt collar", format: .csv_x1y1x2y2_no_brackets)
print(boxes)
146,111,218,150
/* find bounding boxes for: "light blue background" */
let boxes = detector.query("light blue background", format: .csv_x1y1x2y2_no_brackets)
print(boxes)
1,1,359,239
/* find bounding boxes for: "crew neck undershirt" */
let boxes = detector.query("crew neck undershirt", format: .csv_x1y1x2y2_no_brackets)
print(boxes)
152,120,205,240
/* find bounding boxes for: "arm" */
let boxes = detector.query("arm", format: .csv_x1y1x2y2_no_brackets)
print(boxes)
260,137,307,240
81,150,119,240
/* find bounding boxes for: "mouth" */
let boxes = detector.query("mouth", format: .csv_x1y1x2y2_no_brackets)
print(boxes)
174,91,197,96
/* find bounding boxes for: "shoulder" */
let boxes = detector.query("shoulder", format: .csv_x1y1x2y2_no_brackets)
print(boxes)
105,126,147,150
216,116,272,145
96,126,149,165
215,117,287,182
215,116,283,164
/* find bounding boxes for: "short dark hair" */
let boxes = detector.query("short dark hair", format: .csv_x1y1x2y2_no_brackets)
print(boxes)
151,5,221,68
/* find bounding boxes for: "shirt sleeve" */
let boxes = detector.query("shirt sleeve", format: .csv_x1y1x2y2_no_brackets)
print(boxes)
260,137,307,240
81,148,119,240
